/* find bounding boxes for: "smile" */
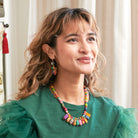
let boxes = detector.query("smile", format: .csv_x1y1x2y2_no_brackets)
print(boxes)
77,57,93,64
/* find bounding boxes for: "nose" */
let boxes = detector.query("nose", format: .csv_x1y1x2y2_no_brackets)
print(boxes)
79,40,92,54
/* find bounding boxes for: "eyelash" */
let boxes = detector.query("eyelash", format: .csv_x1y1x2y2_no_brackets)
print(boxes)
67,37,96,43
67,38,78,42
88,37,96,42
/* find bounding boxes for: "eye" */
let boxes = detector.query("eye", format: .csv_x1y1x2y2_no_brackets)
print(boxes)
88,37,96,42
67,38,78,43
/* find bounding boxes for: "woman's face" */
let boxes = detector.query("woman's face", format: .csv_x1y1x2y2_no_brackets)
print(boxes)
54,20,98,75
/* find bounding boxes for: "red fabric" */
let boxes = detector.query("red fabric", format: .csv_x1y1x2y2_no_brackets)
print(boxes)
2,32,9,54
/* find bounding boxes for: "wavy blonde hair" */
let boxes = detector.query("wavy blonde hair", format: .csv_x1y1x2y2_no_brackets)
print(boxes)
17,7,106,100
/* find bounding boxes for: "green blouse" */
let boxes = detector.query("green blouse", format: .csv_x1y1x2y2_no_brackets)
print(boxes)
0,86,138,138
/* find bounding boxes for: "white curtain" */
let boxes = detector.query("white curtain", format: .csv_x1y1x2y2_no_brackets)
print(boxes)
28,0,96,44
96,0,138,116
96,0,132,107
4,0,138,119
4,0,30,100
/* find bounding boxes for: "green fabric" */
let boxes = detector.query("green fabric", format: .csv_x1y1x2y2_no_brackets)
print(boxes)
114,107,138,138
0,86,138,138
0,101,38,138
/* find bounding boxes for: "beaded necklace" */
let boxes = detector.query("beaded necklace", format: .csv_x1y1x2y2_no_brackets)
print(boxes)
50,85,91,126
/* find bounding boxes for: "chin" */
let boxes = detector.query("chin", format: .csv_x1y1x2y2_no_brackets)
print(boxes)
80,67,94,74
80,70,93,75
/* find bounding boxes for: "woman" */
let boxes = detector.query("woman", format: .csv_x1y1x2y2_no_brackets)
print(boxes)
0,7,137,138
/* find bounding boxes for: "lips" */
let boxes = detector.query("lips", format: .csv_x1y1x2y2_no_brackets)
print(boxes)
77,56,93,64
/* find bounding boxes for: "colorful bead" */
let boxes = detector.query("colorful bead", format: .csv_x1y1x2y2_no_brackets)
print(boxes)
72,118,77,126
79,119,82,126
76,120,80,125
84,118,88,123
86,112,91,117
63,107,68,111
63,114,69,120
83,111,87,115
66,117,71,123
70,118,74,124
81,118,85,124
85,115,90,120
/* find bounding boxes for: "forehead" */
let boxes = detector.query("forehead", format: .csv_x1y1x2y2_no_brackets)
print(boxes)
62,20,94,35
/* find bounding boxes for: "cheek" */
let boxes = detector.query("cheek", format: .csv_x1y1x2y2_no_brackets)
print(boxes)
55,47,71,64
57,46,75,58
93,44,99,57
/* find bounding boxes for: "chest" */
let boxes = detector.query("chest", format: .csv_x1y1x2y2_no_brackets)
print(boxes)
33,102,116,138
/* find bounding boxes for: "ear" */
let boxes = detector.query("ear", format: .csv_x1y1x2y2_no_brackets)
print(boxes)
42,44,56,59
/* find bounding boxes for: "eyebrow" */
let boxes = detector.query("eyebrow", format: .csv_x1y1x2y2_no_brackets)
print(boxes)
64,32,96,39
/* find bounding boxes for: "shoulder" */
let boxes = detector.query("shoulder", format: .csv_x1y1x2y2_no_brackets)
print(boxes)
95,95,117,106
90,94,121,124
18,86,51,117
92,95,137,124
93,95,138,137
92,95,120,113
19,86,49,106
0,100,38,137
90,95,138,137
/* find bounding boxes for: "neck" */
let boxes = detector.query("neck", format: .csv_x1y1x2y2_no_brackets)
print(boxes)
53,72,85,105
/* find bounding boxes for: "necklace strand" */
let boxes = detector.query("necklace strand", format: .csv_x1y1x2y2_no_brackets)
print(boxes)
50,85,91,126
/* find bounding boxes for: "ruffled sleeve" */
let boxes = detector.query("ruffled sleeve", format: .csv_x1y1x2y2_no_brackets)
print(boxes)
114,106,138,138
0,101,38,138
